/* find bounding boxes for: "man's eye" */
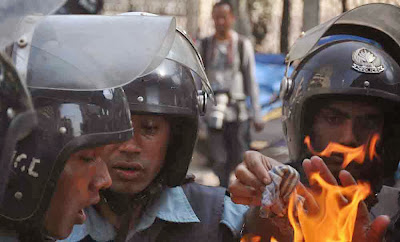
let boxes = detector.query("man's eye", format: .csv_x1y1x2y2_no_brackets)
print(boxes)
142,125,158,135
324,115,344,125
359,118,381,130
80,156,95,163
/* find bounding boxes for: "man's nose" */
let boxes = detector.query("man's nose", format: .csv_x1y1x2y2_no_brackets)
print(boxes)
90,158,112,192
339,120,358,147
117,134,141,154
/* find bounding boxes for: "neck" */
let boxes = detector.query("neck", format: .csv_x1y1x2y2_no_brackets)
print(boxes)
96,200,143,230
215,30,231,40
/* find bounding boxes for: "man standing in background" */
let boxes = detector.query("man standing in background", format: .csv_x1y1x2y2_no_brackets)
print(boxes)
199,1,264,187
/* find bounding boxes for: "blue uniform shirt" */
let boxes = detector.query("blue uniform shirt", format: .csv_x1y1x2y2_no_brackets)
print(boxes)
60,186,248,241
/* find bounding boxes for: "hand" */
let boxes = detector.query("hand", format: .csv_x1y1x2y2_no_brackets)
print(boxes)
229,151,281,206
301,156,389,242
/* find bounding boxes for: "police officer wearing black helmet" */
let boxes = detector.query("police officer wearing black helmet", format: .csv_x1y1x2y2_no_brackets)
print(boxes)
62,21,252,241
229,3,400,241
0,7,179,241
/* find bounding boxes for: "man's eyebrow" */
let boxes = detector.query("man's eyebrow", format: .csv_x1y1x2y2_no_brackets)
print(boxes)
363,113,383,120
320,106,351,119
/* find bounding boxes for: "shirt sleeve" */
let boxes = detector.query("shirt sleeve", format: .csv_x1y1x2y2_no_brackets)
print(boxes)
220,195,249,238
241,38,262,122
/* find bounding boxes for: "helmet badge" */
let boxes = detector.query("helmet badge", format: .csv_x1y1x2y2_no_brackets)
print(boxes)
352,48,384,74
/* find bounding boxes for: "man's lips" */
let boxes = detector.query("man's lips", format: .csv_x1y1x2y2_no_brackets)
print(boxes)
75,196,101,224
112,162,144,180
75,209,87,224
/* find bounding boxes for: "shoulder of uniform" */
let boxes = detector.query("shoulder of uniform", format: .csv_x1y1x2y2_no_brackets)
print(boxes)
182,181,226,197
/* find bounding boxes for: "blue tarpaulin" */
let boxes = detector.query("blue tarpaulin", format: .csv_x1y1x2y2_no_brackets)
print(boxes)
254,53,292,115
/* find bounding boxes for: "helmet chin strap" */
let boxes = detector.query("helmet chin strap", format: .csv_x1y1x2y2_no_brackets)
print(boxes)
100,176,165,216
100,176,165,242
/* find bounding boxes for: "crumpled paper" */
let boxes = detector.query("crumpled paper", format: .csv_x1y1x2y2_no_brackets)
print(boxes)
260,165,300,218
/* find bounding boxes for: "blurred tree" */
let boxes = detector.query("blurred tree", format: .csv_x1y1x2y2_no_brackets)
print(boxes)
280,0,290,53
225,0,253,38
342,0,347,12
303,0,319,31
248,0,270,48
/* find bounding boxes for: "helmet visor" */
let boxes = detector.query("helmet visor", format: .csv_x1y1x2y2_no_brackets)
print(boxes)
17,15,176,91
0,0,66,49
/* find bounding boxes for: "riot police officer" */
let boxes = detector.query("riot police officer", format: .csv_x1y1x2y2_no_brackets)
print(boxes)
62,24,252,242
0,9,178,241
230,3,400,241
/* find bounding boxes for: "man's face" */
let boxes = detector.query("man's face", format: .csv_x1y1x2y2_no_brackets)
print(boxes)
212,4,235,37
310,100,384,179
103,115,170,195
44,147,112,239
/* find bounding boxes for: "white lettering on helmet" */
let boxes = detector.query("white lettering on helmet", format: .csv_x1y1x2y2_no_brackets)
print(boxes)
14,153,27,168
28,158,40,178
13,153,40,178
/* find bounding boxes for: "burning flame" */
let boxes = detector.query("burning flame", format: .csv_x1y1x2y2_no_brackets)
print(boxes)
288,172,370,242
304,134,380,168
240,234,261,242
240,234,278,242
270,237,278,242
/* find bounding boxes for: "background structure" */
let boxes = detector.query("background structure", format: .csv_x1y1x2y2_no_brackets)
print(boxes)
103,0,400,53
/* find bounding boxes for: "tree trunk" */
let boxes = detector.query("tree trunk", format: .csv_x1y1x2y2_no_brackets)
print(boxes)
280,0,290,53
226,0,252,38
186,0,199,38
342,0,347,12
303,0,320,31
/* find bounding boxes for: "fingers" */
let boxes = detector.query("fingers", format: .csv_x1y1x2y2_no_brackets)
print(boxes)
368,215,390,242
230,194,262,206
229,178,258,198
338,170,370,212
338,170,356,186
303,156,338,188
235,163,266,192
231,151,280,206
229,179,262,206
243,151,274,185
296,182,319,215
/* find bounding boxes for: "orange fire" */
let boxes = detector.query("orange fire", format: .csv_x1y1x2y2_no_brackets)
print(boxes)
240,234,261,242
288,172,370,242
304,134,380,168
270,237,278,242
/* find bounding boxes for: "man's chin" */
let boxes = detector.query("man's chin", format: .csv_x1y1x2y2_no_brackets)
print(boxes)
44,225,73,240
110,183,144,196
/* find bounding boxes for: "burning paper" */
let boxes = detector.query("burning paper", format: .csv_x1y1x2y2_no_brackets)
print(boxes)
304,134,380,168
288,172,370,242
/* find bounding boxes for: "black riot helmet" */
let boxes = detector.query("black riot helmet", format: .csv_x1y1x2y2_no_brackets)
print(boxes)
1,13,177,236
0,0,65,219
280,3,400,184
123,29,213,187
0,52,37,204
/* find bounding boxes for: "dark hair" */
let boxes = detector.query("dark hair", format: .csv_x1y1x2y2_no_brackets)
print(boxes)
212,1,234,13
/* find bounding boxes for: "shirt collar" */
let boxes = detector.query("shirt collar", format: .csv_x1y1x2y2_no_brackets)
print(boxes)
138,186,200,231
59,186,199,242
